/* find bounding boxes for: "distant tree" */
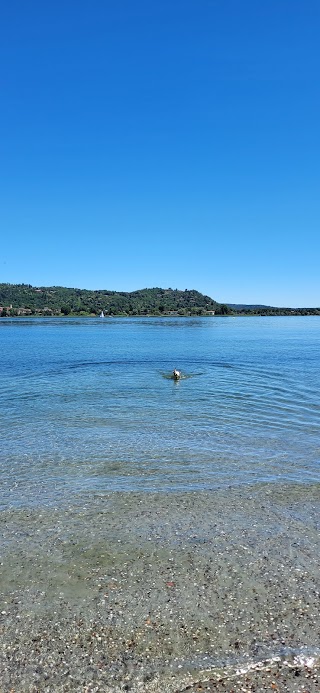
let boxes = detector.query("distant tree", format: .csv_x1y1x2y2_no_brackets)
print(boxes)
217,304,231,315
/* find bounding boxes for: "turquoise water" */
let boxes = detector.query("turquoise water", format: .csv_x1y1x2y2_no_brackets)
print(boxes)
1,316,320,691
1,316,319,508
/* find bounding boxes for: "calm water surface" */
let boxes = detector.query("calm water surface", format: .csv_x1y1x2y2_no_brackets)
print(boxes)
1,316,319,508
1,317,320,691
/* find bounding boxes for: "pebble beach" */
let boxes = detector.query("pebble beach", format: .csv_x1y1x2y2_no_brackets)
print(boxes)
1,484,319,692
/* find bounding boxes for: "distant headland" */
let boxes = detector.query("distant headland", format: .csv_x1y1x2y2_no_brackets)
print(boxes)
0,284,319,317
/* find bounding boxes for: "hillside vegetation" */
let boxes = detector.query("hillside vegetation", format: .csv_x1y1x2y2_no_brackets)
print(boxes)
0,284,225,316
228,304,320,316
1,284,318,317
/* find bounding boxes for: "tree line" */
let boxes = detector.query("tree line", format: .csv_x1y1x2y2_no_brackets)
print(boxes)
0,284,225,316
1,284,318,317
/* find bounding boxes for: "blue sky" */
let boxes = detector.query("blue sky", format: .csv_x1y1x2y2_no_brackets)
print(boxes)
1,0,319,306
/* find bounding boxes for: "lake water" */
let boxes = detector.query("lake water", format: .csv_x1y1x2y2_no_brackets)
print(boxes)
0,316,320,691
1,316,319,507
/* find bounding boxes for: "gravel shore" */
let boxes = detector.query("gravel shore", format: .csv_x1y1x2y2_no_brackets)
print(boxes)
0,484,319,691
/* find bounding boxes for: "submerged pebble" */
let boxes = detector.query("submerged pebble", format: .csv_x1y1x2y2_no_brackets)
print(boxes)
0,486,319,691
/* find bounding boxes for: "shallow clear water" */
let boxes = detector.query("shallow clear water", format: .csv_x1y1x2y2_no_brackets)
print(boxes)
1,316,319,508
1,317,320,690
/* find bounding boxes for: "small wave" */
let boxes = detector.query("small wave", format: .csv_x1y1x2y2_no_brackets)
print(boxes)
160,646,320,692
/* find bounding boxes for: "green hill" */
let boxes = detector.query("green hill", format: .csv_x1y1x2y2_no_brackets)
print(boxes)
0,284,224,316
1,284,318,317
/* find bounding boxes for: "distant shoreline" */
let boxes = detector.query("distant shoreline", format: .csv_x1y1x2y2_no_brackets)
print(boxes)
0,283,319,317
1,312,320,319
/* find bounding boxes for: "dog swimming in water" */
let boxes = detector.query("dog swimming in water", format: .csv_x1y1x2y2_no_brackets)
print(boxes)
172,369,181,380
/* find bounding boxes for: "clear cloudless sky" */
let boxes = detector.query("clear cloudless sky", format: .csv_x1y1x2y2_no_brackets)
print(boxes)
1,0,319,306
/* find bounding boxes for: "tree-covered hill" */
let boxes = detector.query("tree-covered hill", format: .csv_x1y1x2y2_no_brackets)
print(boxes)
1,284,318,317
0,284,224,316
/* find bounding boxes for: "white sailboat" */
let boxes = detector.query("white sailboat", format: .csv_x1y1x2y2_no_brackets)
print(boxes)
100,311,105,318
